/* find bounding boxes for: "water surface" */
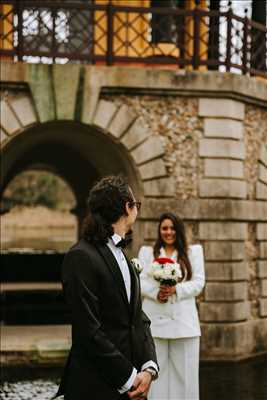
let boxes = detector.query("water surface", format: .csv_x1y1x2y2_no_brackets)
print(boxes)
2,357,267,400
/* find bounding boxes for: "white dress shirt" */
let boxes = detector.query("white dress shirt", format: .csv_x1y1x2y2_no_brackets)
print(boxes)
107,233,158,394
107,234,132,302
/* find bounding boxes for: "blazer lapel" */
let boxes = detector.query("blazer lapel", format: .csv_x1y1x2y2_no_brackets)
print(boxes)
96,244,130,310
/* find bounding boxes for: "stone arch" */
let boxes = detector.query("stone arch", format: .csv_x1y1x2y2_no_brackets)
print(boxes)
1,120,142,234
1,64,173,199
1,69,173,248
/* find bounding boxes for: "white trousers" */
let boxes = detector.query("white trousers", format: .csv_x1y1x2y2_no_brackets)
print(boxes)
149,337,200,400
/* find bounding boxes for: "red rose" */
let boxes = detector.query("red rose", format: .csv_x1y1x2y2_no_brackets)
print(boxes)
154,257,174,264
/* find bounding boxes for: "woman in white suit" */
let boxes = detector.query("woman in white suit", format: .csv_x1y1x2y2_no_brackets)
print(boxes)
138,212,205,400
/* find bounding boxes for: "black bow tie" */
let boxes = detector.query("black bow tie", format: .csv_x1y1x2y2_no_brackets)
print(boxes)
115,236,132,249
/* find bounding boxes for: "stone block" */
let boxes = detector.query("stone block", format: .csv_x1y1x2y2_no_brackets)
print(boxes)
256,182,267,200
142,219,195,242
204,241,245,261
257,260,267,278
139,158,167,180
259,242,267,259
131,136,165,165
259,299,267,317
53,64,80,120
205,262,248,281
143,177,175,197
204,118,243,139
93,100,118,130
199,222,248,240
35,339,70,360
257,224,267,240
204,159,244,179
260,279,267,297
200,319,267,359
143,222,158,240
205,282,247,301
229,199,267,222
27,63,55,122
10,96,37,127
199,179,247,199
259,145,267,168
141,199,267,222
199,138,245,159
82,68,103,124
121,117,149,150
199,98,245,120
108,104,137,139
199,301,249,322
259,164,267,185
0,100,21,135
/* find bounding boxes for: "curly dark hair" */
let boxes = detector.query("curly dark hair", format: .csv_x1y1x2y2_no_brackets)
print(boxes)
153,212,192,281
82,175,135,245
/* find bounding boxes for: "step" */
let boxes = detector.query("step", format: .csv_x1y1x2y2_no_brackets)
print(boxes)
1,282,62,292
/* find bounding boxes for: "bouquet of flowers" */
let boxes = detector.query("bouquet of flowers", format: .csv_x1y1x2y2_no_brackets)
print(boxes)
150,257,182,286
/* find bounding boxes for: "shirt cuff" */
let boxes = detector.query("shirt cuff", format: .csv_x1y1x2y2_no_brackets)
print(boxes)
141,360,159,373
118,367,137,394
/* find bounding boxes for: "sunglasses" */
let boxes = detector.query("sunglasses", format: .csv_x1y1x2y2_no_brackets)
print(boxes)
130,201,142,211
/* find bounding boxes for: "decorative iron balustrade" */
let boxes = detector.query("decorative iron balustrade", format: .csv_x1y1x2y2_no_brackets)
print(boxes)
0,1,266,77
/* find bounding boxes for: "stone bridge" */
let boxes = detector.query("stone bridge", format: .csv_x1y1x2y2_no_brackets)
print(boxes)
1,62,267,360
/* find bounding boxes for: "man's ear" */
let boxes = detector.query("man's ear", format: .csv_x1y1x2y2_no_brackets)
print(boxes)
125,201,131,216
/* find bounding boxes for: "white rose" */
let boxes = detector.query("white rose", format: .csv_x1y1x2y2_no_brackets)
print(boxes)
131,258,143,273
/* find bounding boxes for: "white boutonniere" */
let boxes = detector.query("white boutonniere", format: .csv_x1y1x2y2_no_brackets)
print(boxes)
131,258,143,274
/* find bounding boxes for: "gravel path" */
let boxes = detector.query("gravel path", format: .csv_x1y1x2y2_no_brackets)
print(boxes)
0,380,61,400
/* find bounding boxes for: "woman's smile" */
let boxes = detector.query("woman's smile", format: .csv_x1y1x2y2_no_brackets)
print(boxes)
160,218,176,245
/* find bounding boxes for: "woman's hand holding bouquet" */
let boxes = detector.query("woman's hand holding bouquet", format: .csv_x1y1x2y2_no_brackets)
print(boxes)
150,257,184,303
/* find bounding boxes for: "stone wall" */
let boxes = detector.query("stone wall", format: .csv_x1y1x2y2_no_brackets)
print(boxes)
1,62,267,360
100,92,267,360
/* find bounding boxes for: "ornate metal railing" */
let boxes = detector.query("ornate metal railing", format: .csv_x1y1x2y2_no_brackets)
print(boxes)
0,1,266,77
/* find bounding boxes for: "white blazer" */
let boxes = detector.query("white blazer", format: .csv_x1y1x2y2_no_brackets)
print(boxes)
138,244,205,339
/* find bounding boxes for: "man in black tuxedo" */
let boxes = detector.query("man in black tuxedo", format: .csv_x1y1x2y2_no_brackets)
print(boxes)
56,176,158,400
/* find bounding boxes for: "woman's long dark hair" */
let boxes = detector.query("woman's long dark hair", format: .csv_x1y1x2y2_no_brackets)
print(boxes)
153,212,192,281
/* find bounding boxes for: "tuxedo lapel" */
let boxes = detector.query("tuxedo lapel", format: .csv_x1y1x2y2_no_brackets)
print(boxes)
124,253,139,318
96,244,130,310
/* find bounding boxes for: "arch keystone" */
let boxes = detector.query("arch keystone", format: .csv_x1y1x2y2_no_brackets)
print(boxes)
82,68,104,124
53,64,80,120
